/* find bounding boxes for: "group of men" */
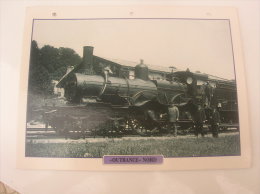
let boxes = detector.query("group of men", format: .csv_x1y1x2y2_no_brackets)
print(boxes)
193,105,221,138
167,103,221,138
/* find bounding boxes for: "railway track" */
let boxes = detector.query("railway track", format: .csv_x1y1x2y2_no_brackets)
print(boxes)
26,126,239,140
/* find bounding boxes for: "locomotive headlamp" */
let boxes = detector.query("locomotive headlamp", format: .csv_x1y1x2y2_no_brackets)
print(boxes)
186,77,193,84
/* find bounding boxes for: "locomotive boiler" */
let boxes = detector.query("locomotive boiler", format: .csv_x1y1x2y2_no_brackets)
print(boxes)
62,63,187,107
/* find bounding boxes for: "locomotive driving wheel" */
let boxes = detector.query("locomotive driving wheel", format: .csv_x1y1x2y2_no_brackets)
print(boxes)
126,115,147,135
69,117,86,139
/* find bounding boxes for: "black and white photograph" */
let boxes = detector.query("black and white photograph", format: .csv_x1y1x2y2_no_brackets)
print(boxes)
25,16,241,160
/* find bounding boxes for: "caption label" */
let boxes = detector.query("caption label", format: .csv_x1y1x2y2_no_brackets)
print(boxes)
103,155,163,164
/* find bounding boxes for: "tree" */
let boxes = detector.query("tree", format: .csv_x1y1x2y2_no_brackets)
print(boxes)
28,40,82,95
51,47,81,80
39,45,60,73
28,41,52,94
29,64,52,94
39,45,81,80
29,40,40,66
58,47,81,68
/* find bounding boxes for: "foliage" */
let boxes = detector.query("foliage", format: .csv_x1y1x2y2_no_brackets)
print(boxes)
25,134,241,158
28,40,81,94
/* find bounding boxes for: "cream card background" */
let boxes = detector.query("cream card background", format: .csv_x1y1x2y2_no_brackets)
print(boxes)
0,1,259,194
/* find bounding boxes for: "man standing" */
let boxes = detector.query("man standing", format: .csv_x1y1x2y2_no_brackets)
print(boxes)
194,105,206,137
211,108,220,138
168,104,179,136
204,81,213,107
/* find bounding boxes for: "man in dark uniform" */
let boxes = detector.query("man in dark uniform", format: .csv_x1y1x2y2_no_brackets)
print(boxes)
194,105,206,137
168,104,179,136
204,81,213,107
211,108,220,138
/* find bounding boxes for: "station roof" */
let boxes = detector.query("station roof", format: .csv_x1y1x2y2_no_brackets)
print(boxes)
99,57,234,82
57,54,234,88
99,57,184,74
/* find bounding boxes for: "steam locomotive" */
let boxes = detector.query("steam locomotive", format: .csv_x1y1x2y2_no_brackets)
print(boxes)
44,46,239,137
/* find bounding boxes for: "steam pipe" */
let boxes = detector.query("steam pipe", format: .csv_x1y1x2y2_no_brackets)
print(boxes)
99,70,109,97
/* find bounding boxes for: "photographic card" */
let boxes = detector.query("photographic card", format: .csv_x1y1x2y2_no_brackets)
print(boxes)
17,6,250,170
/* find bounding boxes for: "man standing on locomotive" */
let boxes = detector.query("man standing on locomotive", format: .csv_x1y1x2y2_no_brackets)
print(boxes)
194,104,206,137
210,107,220,138
168,104,179,137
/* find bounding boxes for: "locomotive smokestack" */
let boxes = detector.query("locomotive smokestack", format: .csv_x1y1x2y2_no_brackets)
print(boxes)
135,59,149,80
81,46,94,73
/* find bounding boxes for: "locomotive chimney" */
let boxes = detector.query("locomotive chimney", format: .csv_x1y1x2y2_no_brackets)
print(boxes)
135,59,149,80
81,46,94,73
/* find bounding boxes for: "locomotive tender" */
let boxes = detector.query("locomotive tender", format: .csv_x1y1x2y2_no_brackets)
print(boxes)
47,46,239,137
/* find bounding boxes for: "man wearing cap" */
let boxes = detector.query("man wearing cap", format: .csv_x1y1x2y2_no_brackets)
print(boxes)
211,108,221,138
168,104,179,136
204,81,213,107
194,104,206,137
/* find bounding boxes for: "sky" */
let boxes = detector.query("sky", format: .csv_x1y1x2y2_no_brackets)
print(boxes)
32,18,235,79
